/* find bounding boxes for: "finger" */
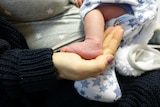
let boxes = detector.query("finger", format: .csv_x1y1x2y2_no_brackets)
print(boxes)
103,27,116,49
76,0,83,8
108,26,124,53
103,26,123,55
89,54,114,77
103,26,123,48
80,55,110,75
103,26,114,39
103,26,124,55
75,0,80,7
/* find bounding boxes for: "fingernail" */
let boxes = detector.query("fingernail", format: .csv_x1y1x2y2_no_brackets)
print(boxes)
107,56,114,62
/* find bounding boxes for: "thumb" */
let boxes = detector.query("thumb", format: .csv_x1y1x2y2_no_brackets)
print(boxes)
96,55,114,68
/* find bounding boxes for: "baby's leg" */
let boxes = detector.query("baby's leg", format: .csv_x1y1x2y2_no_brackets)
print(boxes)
61,4,128,59
98,4,128,22
61,9,104,59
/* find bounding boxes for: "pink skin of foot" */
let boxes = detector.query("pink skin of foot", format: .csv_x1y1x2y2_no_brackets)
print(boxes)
60,39,103,60
61,4,127,60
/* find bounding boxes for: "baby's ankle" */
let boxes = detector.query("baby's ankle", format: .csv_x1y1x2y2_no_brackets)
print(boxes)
85,39,103,48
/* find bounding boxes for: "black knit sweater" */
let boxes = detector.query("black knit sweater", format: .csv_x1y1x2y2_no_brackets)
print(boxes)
0,17,160,107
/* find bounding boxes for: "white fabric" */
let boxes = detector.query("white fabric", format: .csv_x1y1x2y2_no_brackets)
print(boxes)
116,45,160,76
75,63,121,102
128,45,160,71
7,0,158,103
80,0,138,20
74,0,158,103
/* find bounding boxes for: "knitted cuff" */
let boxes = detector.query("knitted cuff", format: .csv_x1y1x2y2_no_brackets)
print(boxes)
17,48,57,91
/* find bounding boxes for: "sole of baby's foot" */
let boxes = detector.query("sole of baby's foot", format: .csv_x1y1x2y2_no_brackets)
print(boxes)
61,41,103,59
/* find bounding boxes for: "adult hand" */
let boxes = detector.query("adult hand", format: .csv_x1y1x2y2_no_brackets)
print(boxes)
52,26,124,80
103,26,123,55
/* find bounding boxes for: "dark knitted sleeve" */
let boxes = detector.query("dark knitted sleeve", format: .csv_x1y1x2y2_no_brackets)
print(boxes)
0,41,57,92
0,17,57,92
116,70,160,107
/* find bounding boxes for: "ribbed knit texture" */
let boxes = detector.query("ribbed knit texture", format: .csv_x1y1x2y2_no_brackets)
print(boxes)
0,17,28,49
0,16,160,107
116,70,160,107
0,17,56,92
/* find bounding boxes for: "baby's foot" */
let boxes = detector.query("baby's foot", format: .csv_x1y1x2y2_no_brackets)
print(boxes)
61,40,103,59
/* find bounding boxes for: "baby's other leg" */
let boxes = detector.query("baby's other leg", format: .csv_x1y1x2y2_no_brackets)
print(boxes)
61,9,105,59
98,4,128,22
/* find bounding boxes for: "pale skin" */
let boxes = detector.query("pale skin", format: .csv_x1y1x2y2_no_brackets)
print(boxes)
53,26,124,80
61,0,127,59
